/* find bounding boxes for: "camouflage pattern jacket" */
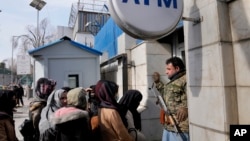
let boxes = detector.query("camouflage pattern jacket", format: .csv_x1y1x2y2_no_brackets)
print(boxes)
155,81,164,93
163,71,188,133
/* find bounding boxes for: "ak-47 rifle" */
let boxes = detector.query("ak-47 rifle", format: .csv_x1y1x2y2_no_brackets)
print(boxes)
150,83,179,133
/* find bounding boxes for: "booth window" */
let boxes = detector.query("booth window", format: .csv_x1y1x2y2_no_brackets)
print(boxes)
68,74,79,88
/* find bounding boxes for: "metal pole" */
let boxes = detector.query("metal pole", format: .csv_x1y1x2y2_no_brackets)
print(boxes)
11,37,14,84
30,0,46,47
1,74,2,85
37,9,39,47
3,67,5,85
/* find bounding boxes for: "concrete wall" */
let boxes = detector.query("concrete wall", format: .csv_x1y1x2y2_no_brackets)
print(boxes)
138,42,171,141
116,33,172,141
57,26,73,39
100,32,179,140
74,33,95,48
117,33,137,91
57,23,95,49
229,0,250,124
184,0,250,140
73,15,79,39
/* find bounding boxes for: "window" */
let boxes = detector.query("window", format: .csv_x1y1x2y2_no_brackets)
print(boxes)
68,74,79,88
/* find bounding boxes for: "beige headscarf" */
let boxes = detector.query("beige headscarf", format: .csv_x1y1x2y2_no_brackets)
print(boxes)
67,87,87,110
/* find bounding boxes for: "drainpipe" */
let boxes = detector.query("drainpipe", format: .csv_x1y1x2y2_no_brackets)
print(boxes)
122,55,128,94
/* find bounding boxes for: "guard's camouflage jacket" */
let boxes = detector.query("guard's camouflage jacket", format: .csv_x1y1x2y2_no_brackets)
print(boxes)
155,81,164,93
162,71,188,133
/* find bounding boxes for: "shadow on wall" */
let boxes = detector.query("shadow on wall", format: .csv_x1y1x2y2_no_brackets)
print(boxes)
139,97,163,141
230,1,250,71
187,0,202,97
241,41,250,70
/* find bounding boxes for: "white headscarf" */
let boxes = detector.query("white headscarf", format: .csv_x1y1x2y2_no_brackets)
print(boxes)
39,89,66,134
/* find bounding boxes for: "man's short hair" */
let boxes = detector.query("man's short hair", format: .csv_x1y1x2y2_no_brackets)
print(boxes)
166,57,185,71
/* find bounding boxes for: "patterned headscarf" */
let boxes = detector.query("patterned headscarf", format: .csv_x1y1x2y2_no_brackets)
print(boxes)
95,80,119,109
34,77,57,100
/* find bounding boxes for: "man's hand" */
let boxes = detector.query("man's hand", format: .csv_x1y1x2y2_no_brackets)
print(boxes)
176,107,188,122
85,88,92,92
156,98,159,105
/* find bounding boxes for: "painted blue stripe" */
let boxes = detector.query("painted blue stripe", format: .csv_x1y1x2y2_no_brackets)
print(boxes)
28,36,102,56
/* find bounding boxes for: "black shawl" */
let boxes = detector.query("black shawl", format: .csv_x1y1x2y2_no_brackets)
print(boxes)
119,90,143,130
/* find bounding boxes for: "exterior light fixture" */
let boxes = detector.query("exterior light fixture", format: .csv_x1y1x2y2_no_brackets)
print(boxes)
30,0,46,11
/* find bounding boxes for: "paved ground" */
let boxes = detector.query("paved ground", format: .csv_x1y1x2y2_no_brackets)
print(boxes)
13,97,33,141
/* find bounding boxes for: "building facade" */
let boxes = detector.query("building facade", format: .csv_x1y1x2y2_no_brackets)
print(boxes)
94,18,185,141
57,0,109,48
184,0,250,140
28,36,102,90
55,0,250,141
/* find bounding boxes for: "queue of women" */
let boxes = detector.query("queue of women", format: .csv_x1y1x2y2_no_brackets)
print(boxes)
0,77,146,141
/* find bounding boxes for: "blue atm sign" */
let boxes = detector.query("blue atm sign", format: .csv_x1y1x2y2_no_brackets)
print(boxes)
108,0,183,40
122,0,178,9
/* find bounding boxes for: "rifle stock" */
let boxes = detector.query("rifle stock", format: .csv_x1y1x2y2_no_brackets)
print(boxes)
150,83,179,133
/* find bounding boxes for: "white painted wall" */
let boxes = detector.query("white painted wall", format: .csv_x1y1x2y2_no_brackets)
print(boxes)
100,51,109,63
33,59,45,85
57,26,73,39
117,33,137,55
31,40,101,90
129,41,171,141
74,33,95,48
229,0,250,125
48,57,99,89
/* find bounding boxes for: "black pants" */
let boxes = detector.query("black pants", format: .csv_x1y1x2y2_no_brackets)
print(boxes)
23,131,39,141
16,96,24,106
